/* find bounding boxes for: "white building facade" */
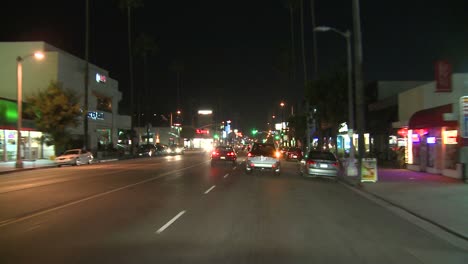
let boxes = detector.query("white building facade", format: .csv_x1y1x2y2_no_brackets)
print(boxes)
0,42,130,160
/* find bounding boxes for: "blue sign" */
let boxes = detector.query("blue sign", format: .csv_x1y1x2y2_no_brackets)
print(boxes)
87,111,104,120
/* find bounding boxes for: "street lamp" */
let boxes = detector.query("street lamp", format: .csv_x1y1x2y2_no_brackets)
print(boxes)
16,52,45,168
314,26,357,176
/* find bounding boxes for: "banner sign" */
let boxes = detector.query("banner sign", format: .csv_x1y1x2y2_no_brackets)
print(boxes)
361,158,378,182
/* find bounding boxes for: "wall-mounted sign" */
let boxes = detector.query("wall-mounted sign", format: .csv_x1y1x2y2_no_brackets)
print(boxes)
427,137,436,144
96,73,107,83
87,111,104,120
196,129,209,134
443,130,458,145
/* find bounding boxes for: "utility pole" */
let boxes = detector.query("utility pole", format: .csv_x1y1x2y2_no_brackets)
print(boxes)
352,0,365,184
83,0,89,151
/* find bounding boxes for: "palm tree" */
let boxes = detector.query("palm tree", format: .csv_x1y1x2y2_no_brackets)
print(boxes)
283,0,300,81
169,59,185,110
134,33,158,144
118,0,143,133
310,0,318,79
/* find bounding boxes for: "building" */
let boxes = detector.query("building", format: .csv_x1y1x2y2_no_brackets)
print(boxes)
392,72,468,179
0,42,130,160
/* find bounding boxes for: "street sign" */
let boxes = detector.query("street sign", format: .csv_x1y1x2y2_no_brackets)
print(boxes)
361,158,378,182
460,96,468,138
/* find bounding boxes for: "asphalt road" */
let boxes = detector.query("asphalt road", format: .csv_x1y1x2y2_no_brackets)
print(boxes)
0,151,466,264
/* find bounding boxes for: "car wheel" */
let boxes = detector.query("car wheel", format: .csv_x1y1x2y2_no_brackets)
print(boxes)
245,169,252,174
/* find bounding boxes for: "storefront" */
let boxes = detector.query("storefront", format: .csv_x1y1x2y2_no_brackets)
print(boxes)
405,104,461,178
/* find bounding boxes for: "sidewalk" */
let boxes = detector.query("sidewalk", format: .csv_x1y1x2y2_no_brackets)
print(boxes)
343,168,468,243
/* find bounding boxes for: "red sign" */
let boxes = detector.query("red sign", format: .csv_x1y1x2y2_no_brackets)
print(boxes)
435,60,452,92
196,129,209,134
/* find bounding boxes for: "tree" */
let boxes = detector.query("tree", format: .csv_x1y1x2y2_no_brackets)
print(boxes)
169,59,185,110
305,69,348,150
134,32,158,144
179,126,196,140
283,0,300,81
24,81,82,155
118,0,143,137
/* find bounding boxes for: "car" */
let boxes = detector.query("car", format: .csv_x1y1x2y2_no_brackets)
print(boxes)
155,143,169,156
299,150,341,179
136,144,157,157
211,146,237,166
245,142,281,175
167,144,185,155
55,149,93,167
285,147,303,161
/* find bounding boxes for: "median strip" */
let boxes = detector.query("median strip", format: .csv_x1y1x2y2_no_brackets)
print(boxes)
156,210,186,234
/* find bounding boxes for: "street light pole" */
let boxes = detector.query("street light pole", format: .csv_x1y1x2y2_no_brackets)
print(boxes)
16,52,44,168
314,26,357,176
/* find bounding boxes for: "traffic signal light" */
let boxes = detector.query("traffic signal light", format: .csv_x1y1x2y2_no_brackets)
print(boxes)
274,134,280,140
213,134,219,139
252,129,258,135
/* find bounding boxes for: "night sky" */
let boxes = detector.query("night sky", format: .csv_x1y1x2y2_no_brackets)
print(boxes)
2,0,468,131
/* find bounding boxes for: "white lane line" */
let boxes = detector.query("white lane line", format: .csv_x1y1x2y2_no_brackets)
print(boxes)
0,162,205,228
204,185,216,194
223,173,229,178
156,210,186,234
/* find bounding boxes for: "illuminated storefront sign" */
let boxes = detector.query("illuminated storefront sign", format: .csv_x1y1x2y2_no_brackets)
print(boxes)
411,134,420,143
87,111,104,120
196,129,209,134
96,73,107,83
427,137,436,144
443,130,458,144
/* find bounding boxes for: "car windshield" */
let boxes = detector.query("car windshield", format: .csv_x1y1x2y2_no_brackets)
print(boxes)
63,150,79,155
308,151,336,161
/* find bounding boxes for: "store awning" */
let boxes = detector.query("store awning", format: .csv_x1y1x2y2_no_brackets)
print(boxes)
408,104,457,129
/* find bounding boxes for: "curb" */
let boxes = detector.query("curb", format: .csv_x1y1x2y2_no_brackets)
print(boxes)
337,177,468,243
0,158,124,176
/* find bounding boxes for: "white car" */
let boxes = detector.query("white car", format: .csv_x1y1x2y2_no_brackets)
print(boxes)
245,143,281,175
55,149,94,167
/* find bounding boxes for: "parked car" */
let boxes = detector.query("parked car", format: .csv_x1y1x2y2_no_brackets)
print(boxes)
211,146,237,166
299,150,341,179
245,142,281,175
55,149,93,167
136,144,157,157
167,144,185,155
285,147,303,161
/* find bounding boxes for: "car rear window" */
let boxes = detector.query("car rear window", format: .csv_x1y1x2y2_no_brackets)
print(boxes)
251,144,276,157
308,151,336,161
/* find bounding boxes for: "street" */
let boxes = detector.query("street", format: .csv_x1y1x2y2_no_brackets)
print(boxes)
0,151,466,264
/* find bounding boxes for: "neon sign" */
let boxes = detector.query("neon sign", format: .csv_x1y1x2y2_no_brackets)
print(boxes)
87,111,104,120
96,73,107,83
427,137,436,144
196,129,209,134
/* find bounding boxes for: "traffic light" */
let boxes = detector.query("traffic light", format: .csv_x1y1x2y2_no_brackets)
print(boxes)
252,129,258,135
213,134,219,139
274,134,280,140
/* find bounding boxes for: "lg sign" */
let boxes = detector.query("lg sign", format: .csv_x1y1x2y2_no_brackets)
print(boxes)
96,73,107,83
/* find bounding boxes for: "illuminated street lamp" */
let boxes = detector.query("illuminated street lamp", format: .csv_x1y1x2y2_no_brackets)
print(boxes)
16,52,45,168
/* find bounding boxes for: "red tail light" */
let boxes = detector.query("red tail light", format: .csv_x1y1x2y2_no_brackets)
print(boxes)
227,152,235,156
306,160,316,166
247,152,253,157
211,151,219,156
332,162,339,167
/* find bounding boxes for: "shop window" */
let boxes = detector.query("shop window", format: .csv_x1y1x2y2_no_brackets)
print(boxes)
96,96,112,113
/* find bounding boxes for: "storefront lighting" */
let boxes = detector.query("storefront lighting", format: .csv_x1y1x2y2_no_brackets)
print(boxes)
411,134,420,143
427,137,436,144
407,130,413,164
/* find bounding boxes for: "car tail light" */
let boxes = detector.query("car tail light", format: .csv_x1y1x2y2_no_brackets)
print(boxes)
247,152,253,157
211,151,219,157
227,152,235,156
306,160,316,166
332,162,339,167
250,162,255,167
